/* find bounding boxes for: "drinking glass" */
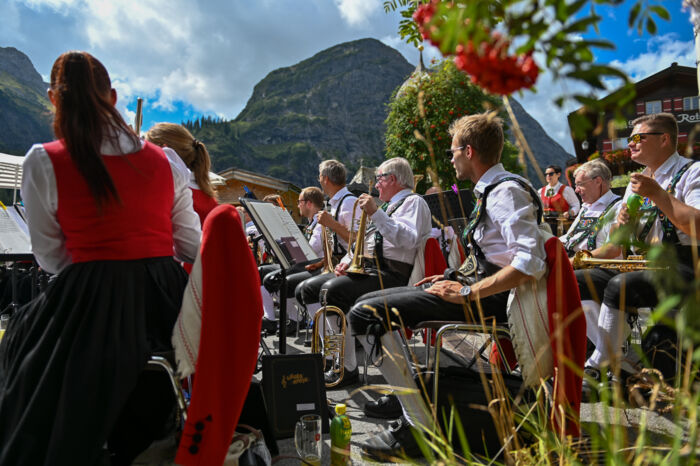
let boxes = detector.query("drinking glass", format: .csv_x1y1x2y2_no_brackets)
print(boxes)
294,414,322,465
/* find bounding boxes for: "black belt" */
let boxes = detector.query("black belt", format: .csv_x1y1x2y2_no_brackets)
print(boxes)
361,257,413,281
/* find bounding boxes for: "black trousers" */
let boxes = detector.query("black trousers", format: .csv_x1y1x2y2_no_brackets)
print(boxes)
348,285,509,337
576,265,694,310
295,272,335,306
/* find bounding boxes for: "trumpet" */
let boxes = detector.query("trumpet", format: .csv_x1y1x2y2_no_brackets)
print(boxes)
312,289,346,387
572,250,666,271
347,182,373,276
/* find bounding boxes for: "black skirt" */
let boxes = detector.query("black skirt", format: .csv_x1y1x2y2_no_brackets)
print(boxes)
0,257,188,466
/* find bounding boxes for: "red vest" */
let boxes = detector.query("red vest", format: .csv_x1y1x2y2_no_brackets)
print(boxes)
540,185,570,212
191,188,218,226
44,140,174,263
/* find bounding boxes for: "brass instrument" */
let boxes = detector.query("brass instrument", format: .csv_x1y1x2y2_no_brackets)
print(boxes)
572,250,666,272
134,97,143,137
319,225,335,273
312,289,346,387
346,182,374,276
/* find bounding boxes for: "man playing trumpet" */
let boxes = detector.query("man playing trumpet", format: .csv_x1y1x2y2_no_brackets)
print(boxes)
314,157,431,387
578,113,700,397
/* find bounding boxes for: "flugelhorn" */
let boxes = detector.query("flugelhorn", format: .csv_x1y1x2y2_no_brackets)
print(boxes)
312,289,346,387
347,182,374,276
572,250,666,272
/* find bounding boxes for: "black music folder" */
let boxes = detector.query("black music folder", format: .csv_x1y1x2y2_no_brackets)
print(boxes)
240,198,318,270
261,353,329,438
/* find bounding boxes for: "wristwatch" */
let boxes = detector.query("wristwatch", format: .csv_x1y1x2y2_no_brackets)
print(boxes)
459,284,471,300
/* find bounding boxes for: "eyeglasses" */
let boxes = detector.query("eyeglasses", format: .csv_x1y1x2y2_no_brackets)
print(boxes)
375,173,393,182
445,146,465,155
297,198,307,204
627,132,664,144
544,171,557,177
574,176,598,189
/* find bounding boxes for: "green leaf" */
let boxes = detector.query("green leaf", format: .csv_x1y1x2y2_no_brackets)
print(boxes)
628,2,641,28
563,14,602,34
650,5,670,21
646,17,657,35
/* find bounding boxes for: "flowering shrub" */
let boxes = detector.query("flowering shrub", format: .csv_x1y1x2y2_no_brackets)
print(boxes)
413,1,539,95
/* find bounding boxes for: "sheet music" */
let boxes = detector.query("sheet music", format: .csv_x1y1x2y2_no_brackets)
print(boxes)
0,208,32,254
241,200,318,269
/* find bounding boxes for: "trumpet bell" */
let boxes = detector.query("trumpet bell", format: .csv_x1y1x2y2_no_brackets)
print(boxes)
311,304,346,388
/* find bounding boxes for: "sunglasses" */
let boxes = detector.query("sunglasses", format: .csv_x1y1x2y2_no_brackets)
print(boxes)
627,132,664,144
544,172,557,176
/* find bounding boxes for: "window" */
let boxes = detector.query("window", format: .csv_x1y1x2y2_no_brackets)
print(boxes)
683,96,699,111
645,100,662,114
612,137,629,150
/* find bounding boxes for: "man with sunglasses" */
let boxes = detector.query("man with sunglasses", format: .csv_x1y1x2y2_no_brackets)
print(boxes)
540,164,580,219
578,113,700,398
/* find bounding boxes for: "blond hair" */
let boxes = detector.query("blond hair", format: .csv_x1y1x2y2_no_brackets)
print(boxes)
145,123,215,198
448,112,504,166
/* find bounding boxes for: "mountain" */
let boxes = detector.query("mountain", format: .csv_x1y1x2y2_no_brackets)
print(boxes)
0,47,53,155
188,38,415,187
191,39,573,188
506,98,574,185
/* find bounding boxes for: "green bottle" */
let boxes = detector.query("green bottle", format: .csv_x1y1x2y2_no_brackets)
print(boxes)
627,193,643,218
330,403,352,465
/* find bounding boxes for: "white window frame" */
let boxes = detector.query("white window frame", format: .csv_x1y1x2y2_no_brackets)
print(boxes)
645,100,662,114
612,137,628,150
683,96,699,111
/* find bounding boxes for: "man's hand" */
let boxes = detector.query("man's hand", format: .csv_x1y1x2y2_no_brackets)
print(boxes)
630,173,663,200
358,193,378,216
335,262,349,277
424,280,465,304
617,204,630,226
563,211,570,219
317,210,334,227
414,274,443,286
306,260,324,272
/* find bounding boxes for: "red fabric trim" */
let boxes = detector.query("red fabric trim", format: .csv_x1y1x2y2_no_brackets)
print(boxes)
540,185,570,213
544,236,585,437
175,205,263,465
421,238,448,344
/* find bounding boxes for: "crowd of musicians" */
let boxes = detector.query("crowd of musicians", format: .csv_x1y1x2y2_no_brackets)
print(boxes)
0,50,697,465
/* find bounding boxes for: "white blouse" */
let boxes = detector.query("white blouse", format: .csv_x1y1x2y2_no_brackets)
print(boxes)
21,133,201,274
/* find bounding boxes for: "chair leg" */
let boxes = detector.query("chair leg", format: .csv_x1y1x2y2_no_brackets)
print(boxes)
147,355,188,423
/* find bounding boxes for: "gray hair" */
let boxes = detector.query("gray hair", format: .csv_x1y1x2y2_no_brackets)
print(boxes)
378,157,414,189
574,160,612,184
319,159,347,186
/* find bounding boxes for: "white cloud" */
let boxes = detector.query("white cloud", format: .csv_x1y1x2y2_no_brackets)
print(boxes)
334,0,381,27
518,33,696,156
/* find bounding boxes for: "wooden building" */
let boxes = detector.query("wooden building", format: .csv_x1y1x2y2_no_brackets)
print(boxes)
215,168,302,222
568,63,700,164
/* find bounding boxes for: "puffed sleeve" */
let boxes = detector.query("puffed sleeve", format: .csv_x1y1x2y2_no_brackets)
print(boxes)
164,147,201,262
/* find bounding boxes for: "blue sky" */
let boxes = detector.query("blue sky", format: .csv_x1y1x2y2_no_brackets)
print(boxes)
0,0,695,155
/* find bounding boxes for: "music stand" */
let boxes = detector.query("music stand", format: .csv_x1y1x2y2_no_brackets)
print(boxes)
423,189,474,259
240,198,319,354
0,205,37,314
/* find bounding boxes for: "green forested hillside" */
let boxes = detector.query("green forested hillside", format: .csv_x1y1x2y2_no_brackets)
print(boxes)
186,38,415,187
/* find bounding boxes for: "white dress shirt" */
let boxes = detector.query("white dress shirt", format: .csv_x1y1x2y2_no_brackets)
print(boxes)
541,181,581,215
366,188,432,265
307,214,324,257
473,164,547,279
21,131,201,274
624,152,700,249
328,186,358,251
559,189,621,253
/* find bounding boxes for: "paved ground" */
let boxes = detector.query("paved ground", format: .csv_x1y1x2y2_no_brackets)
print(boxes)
135,326,696,465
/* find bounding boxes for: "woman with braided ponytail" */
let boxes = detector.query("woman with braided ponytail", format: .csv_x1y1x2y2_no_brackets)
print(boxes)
0,51,201,466
146,123,219,225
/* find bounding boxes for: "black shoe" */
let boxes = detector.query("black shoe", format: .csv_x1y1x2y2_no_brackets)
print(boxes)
364,394,402,419
324,367,359,389
278,319,298,336
581,366,603,401
360,417,423,461
261,318,278,335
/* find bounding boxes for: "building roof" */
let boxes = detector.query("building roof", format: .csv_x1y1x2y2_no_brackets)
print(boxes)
217,167,301,193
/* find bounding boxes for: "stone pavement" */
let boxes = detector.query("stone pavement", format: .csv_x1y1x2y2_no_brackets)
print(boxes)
135,326,694,465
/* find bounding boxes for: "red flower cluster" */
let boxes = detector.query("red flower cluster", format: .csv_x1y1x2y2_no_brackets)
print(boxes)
413,1,539,95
